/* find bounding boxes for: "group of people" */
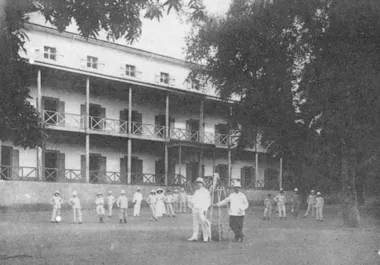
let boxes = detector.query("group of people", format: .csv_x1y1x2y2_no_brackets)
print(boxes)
263,188,325,221
50,187,190,224
50,179,325,244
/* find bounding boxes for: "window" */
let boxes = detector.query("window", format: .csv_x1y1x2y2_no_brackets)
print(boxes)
44,46,56,61
125,64,136,77
87,56,98,69
160,72,169,84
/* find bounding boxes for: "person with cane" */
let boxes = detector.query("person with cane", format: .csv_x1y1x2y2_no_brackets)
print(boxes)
213,182,249,242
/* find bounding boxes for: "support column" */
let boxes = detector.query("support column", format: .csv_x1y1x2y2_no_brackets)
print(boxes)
255,152,259,188
227,105,232,186
228,149,231,186
85,77,90,182
36,69,43,180
178,145,182,176
279,157,283,190
127,87,132,184
165,94,169,186
198,100,204,177
0,140,2,167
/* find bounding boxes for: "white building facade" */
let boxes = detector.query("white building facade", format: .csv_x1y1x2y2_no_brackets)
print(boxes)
0,21,287,192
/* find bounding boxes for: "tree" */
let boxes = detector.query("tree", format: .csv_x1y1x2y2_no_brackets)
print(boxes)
186,0,380,227
0,0,206,149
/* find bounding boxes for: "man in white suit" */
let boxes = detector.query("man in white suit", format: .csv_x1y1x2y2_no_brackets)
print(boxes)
188,177,211,243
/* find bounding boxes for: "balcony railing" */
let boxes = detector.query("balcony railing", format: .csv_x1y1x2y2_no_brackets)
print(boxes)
42,110,238,146
0,166,38,180
43,110,83,130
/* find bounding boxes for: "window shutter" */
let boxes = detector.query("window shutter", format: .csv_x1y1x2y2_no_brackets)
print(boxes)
11,149,19,179
58,153,65,181
58,101,65,126
100,156,107,182
81,155,86,181
120,157,127,183
80,104,86,129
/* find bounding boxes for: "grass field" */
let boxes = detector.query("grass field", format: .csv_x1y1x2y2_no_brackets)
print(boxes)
0,206,379,265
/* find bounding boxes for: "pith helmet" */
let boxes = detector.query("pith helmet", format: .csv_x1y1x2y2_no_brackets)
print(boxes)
97,192,102,195
280,189,284,193
294,188,298,192
72,191,78,196
54,191,60,195
233,182,241,188
311,190,315,193
108,190,112,194
121,189,126,194
317,192,321,195
137,187,141,191
195,177,205,184
151,189,156,193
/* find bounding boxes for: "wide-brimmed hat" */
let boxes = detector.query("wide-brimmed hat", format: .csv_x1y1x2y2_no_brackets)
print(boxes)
311,190,315,193
294,188,298,192
108,190,112,194
317,192,321,195
121,189,126,194
54,191,60,195
72,191,78,196
195,177,205,184
97,192,102,195
279,189,284,193
233,182,241,188
151,189,156,194
137,187,141,190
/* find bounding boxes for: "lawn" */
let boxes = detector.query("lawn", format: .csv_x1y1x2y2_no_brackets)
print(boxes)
0,206,379,265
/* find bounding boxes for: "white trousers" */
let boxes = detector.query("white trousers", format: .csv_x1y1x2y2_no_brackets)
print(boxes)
180,202,187,213
304,204,316,217
191,209,211,241
51,207,61,221
278,205,286,217
264,207,272,217
73,208,82,223
133,202,141,216
149,204,157,220
316,207,323,220
108,204,113,216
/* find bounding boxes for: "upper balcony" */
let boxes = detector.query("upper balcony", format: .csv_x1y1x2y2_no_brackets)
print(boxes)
42,110,239,148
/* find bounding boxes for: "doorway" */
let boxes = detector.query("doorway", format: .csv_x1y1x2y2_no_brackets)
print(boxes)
1,146,12,180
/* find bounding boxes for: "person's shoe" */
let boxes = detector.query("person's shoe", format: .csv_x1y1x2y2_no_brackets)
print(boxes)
320,220,324,222
79,222,82,224
124,219,127,223
303,216,307,218
119,219,123,224
51,221,54,223
188,237,198,241
263,217,266,220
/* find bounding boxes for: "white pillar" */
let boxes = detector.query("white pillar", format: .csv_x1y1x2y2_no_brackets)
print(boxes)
255,152,259,188
37,69,42,180
85,77,90,182
279,157,283,189
165,95,169,185
127,87,132,184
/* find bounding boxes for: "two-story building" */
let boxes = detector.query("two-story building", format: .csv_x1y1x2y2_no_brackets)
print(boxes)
0,16,287,201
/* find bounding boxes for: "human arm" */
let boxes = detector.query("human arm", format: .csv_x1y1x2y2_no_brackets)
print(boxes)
214,195,231,207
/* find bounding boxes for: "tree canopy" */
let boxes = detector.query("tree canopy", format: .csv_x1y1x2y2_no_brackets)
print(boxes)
186,0,380,227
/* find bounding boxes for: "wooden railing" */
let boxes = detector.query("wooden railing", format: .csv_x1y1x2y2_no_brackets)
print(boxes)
42,110,240,146
0,166,38,180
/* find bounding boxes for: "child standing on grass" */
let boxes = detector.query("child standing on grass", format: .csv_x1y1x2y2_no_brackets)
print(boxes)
117,189,128,223
315,192,324,222
69,191,82,224
179,188,188,213
304,190,317,218
274,189,287,219
107,191,115,218
263,194,273,220
173,189,180,213
146,189,158,221
164,190,175,217
95,192,105,223
51,191,63,223
291,188,302,218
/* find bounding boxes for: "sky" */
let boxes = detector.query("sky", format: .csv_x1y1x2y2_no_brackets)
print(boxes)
129,0,232,59
27,0,232,60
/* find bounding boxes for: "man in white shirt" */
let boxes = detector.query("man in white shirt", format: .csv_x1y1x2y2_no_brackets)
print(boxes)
188,177,211,243
133,187,143,217
214,182,249,242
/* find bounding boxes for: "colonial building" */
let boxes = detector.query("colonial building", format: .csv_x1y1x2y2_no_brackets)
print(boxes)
0,18,285,191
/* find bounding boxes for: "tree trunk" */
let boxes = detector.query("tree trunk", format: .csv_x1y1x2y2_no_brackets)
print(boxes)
340,145,360,227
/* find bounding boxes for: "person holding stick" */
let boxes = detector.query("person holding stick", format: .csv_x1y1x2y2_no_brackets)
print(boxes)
213,182,249,242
